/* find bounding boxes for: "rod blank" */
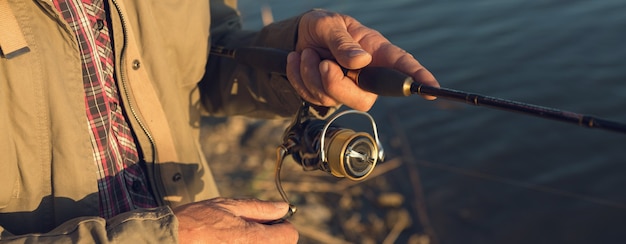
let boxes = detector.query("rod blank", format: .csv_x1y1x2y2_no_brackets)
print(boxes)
356,67,626,134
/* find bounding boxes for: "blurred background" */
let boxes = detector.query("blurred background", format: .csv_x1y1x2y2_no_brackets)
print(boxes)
203,1,626,243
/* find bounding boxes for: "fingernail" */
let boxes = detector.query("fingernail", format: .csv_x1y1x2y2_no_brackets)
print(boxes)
301,48,313,60
348,49,368,57
319,61,329,73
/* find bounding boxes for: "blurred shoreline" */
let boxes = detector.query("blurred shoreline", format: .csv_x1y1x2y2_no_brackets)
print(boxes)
207,1,626,243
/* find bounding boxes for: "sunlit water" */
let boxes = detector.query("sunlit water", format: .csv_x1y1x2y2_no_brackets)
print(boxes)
236,1,626,243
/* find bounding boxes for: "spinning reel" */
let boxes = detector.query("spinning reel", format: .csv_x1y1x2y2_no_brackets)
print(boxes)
274,102,385,219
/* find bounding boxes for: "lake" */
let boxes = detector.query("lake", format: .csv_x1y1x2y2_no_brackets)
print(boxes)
236,1,626,243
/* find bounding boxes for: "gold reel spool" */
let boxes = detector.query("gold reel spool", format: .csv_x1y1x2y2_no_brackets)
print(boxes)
321,110,385,181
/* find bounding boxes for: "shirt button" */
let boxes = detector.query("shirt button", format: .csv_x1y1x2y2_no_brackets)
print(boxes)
131,180,143,192
95,19,105,31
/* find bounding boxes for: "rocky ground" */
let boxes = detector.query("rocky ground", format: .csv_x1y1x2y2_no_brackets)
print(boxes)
201,115,435,244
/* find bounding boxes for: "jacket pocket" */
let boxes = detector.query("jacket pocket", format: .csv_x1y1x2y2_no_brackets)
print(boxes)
0,131,18,208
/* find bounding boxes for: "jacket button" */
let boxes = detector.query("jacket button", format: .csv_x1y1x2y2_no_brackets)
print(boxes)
172,173,182,182
132,60,141,70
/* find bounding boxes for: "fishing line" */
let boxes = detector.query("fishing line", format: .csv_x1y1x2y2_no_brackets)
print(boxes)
387,113,626,244
388,114,440,244
393,111,625,211
412,159,626,210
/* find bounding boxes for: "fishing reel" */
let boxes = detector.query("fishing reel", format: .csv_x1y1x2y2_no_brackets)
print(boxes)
274,102,385,219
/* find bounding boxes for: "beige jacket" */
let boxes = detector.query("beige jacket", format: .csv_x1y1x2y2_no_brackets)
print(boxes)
0,0,303,242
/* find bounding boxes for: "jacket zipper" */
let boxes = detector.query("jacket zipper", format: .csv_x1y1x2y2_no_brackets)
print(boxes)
110,0,165,205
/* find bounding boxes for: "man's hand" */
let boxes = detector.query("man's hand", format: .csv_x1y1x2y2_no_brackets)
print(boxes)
286,9,439,111
174,198,298,243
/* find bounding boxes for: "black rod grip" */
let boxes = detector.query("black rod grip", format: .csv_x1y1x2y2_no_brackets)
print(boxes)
234,47,289,74
351,67,414,97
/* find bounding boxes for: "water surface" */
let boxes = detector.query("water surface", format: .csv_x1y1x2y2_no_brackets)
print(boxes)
237,1,626,243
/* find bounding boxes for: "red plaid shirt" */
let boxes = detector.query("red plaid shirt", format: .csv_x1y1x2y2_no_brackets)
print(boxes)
53,0,158,218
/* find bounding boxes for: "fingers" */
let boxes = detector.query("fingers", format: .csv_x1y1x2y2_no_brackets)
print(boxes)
296,49,326,105
286,51,315,102
413,68,439,101
208,198,299,243
220,199,299,242
287,49,341,108
294,9,439,107
324,28,372,69
299,10,372,70
383,48,439,100
211,198,292,223
286,49,377,111
319,60,377,111
174,198,298,243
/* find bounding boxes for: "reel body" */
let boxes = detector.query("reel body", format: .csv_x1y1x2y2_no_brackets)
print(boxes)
272,103,385,221
281,104,384,180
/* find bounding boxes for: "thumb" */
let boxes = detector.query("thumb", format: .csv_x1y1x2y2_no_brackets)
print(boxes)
222,199,291,223
326,30,372,69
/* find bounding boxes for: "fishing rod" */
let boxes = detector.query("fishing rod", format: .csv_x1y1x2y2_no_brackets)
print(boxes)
210,45,626,223
211,46,626,135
